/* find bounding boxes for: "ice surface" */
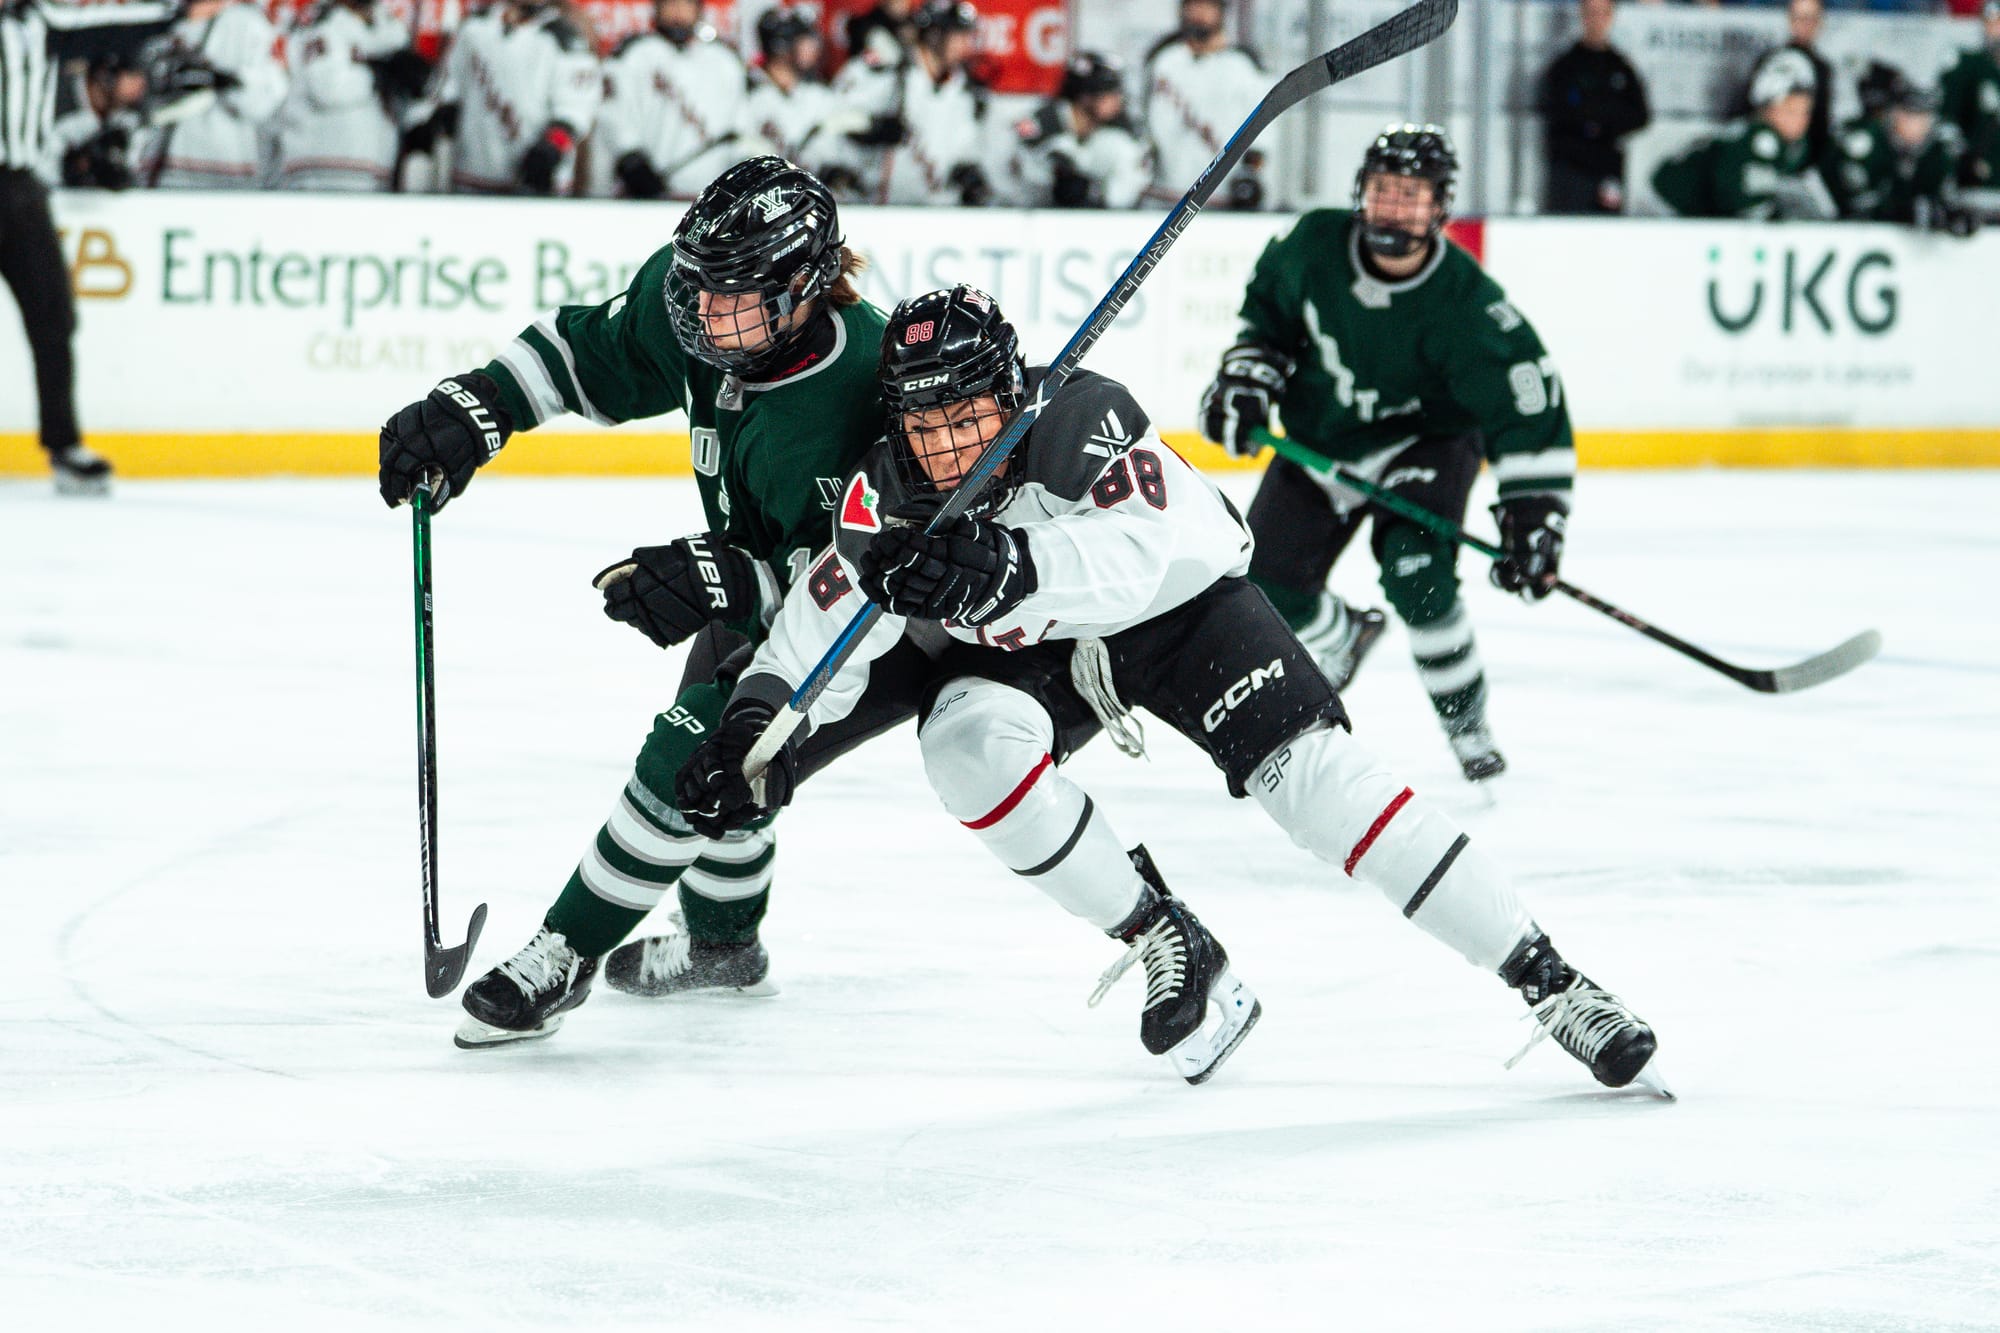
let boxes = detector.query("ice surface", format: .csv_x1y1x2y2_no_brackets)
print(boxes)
3,471,1996,1332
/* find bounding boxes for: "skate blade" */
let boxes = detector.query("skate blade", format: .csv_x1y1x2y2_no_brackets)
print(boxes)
1629,1059,1675,1101
606,975,781,999
453,1013,565,1049
1167,971,1262,1086
52,474,111,497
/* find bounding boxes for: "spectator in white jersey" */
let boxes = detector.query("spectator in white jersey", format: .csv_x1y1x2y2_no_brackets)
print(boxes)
745,5,841,164
593,0,748,200
50,51,152,191
825,0,993,206
1008,51,1149,209
144,0,288,188
1143,0,1266,209
273,0,417,191
411,0,599,195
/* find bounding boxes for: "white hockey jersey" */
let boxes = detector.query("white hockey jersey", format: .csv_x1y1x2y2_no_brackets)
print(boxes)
735,368,1253,732
434,6,600,194
824,50,992,206
589,23,747,199
148,2,289,188
741,67,841,164
1007,99,1150,208
273,4,408,190
1141,39,1263,205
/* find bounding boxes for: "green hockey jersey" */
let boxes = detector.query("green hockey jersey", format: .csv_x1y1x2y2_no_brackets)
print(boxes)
1235,208,1573,501
1823,115,1965,224
1939,44,2000,188
481,242,892,599
1652,119,1825,221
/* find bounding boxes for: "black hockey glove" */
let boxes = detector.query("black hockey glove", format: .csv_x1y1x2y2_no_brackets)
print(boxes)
847,112,909,147
368,48,434,104
858,505,1037,627
1198,341,1294,457
517,123,575,195
615,150,668,200
676,699,797,839
1489,495,1569,601
949,162,994,207
400,103,458,156
593,535,761,650
377,371,512,511
1050,152,1103,209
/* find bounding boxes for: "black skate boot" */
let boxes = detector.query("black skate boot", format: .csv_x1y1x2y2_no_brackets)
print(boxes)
455,926,599,1049
1500,933,1668,1097
1088,846,1260,1085
1297,596,1387,692
1449,725,1507,783
604,921,778,998
50,444,112,497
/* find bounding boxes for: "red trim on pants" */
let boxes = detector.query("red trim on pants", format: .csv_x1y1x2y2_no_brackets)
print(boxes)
1345,787,1413,875
965,753,1053,830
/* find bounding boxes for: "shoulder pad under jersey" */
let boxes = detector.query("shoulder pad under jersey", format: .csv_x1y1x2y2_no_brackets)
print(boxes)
830,438,918,569
1019,368,1153,503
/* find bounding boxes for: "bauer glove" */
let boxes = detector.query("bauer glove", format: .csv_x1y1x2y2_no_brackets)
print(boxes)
676,699,797,839
377,371,512,510
594,535,762,649
1198,341,1293,457
1489,495,1569,601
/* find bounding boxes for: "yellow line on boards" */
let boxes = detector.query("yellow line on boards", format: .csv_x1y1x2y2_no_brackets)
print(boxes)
5,428,2000,477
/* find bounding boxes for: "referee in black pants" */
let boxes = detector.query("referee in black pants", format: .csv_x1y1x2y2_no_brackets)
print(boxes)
2,0,175,493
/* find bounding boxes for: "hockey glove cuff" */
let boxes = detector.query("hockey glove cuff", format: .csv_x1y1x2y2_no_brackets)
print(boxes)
377,371,513,510
675,699,797,840
1489,495,1569,601
859,506,1037,627
1198,341,1294,457
615,151,668,200
594,534,763,649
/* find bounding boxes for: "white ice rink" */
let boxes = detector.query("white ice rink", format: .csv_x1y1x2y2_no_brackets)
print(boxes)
4,470,1995,1332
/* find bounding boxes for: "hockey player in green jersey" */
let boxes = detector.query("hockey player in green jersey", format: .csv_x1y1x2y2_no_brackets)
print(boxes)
1198,125,1571,783
376,157,934,1047
1651,51,1834,221
1939,3,2000,197
1829,64,1977,235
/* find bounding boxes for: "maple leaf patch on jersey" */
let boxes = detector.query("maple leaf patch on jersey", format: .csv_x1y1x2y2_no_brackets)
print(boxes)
839,473,882,532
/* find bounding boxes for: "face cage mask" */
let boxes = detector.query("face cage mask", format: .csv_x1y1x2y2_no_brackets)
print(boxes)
664,257,828,375
890,389,1022,511
1353,170,1449,259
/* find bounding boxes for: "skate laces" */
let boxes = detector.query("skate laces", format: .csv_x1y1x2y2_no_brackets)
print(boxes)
1071,638,1145,759
638,932,694,986
1505,978,1636,1070
497,929,575,996
1087,916,1187,1012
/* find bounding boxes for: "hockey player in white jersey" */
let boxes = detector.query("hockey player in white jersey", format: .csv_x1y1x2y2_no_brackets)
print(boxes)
1008,51,1149,209
273,0,412,191
145,0,288,188
743,5,840,164
418,0,600,195
679,286,1668,1096
1142,0,1266,209
593,0,747,200
823,0,993,206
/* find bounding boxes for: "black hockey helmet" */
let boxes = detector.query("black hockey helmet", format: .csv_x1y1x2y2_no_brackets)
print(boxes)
1060,51,1126,103
665,156,845,374
913,0,977,49
1352,122,1457,259
757,4,820,63
879,285,1025,499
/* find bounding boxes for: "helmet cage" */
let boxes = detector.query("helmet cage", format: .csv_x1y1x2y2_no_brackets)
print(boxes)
664,158,843,374
1352,124,1457,259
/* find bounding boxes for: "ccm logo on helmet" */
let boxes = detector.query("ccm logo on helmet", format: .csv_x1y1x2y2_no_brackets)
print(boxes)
438,379,505,457
1203,659,1286,732
904,320,936,344
900,372,952,391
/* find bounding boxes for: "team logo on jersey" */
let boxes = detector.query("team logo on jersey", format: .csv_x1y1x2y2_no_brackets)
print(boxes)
839,473,882,531
816,477,845,510
1083,406,1132,457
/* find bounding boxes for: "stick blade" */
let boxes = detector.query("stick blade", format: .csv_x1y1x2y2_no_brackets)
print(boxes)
1753,629,1883,694
425,901,488,998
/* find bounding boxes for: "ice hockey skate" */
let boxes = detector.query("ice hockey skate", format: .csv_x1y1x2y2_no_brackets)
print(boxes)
604,919,779,998
1501,934,1669,1098
1297,596,1388,691
1450,725,1507,783
454,926,599,1049
49,444,112,496
1089,848,1260,1085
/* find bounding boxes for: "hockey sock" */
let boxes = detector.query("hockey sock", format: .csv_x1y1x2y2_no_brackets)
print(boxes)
544,777,707,957
1250,724,1533,971
676,838,775,945
923,678,1147,931
1406,601,1489,736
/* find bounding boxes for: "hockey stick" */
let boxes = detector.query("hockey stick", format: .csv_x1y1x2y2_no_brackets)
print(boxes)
412,486,488,996
741,0,1461,779
1251,430,1882,695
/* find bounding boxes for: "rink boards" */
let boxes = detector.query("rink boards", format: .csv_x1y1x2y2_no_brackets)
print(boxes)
1,191,1994,474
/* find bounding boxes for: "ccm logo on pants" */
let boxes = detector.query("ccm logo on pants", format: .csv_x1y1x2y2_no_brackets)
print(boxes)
1203,659,1285,732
